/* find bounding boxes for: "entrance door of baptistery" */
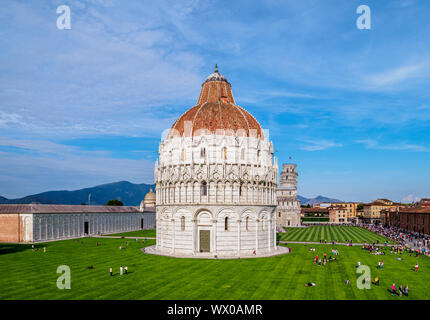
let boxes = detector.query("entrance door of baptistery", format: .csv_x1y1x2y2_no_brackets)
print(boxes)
199,230,210,252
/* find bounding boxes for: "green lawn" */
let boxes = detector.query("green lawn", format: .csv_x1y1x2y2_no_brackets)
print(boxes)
279,226,395,244
301,217,330,222
107,229,156,238
1,235,428,300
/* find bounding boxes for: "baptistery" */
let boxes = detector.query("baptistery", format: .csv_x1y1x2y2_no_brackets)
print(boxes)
154,66,279,258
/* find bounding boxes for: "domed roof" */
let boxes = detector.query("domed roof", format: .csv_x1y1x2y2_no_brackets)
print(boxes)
203,64,229,84
144,188,156,203
167,65,264,140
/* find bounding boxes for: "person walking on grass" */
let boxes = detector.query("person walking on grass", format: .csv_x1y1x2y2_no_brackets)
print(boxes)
357,261,361,268
391,283,396,296
120,266,123,276
125,265,128,275
404,285,409,296
109,266,113,276
415,263,419,272
399,284,403,297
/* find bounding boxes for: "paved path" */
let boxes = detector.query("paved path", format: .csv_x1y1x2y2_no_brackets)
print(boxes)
92,236,396,247
143,245,291,259
92,235,156,240
278,240,396,247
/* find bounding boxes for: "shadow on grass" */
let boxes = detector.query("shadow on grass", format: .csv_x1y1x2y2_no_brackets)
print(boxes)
0,243,32,255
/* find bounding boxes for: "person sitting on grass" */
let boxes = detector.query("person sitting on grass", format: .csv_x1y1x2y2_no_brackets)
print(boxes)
345,279,350,285
305,282,316,287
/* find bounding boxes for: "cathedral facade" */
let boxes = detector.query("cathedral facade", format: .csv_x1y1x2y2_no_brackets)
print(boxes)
154,67,279,258
276,164,301,228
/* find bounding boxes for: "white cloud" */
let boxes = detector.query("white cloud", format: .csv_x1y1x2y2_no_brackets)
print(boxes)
366,64,427,87
0,137,154,198
402,194,420,203
357,139,430,152
0,1,206,139
299,139,342,151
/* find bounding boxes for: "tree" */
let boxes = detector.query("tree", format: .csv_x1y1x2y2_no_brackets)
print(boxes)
357,203,364,210
105,199,123,206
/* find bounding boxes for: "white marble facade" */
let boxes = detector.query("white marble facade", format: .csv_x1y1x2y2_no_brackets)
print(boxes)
155,68,278,257
30,213,141,242
26,212,142,242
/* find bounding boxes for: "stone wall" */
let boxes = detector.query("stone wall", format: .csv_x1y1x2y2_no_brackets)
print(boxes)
0,213,20,242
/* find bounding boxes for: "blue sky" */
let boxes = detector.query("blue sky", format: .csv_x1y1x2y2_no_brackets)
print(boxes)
0,0,429,202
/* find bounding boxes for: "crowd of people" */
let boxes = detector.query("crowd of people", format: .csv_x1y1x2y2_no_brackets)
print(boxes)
361,223,430,256
110,265,128,276
312,251,337,266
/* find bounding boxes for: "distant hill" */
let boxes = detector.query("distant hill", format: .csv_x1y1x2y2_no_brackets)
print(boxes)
298,195,342,206
0,181,155,206
0,181,340,207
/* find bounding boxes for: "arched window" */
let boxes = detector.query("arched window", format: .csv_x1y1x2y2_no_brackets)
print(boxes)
224,217,229,231
181,216,185,231
246,217,249,231
201,181,207,196
241,148,245,160
181,149,185,161
257,150,261,161
200,148,206,158
239,182,243,196
222,147,227,160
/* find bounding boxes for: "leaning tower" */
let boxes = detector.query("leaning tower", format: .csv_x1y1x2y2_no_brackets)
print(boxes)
276,164,301,228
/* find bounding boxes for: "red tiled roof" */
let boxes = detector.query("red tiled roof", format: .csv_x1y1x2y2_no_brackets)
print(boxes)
399,207,430,214
167,69,264,140
301,207,329,214
0,204,141,214
364,201,395,206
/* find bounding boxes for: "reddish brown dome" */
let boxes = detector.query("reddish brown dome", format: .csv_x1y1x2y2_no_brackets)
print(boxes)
167,66,264,140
